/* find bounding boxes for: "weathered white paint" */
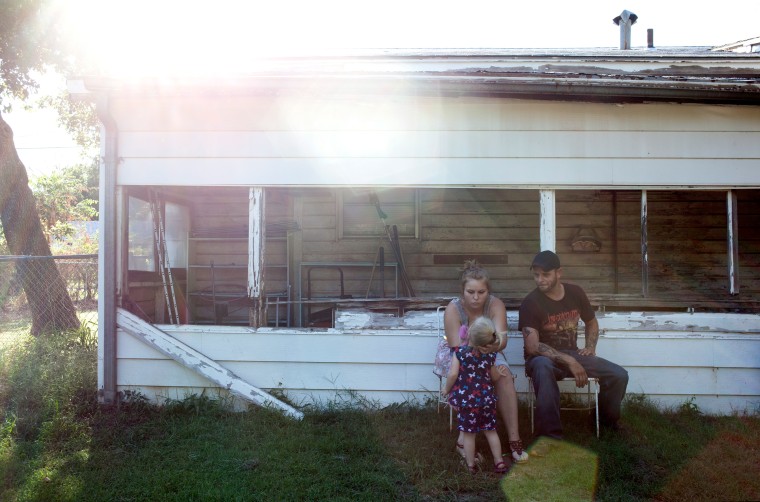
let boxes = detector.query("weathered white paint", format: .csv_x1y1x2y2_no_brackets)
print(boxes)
115,309,760,415
727,190,739,295
248,187,265,326
540,190,555,252
641,190,648,297
116,308,303,419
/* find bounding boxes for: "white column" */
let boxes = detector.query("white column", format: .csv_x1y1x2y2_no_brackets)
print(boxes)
248,187,266,327
539,189,556,252
727,190,739,295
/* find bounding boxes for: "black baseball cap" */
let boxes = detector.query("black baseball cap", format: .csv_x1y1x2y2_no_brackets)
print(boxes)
530,250,561,271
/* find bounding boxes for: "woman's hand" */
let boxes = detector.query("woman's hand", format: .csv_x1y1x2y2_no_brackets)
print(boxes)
495,365,510,377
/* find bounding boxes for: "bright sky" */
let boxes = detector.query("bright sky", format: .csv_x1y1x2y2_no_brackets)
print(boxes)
5,0,759,176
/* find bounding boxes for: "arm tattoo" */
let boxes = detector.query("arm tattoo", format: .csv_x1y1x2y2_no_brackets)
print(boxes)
537,342,565,363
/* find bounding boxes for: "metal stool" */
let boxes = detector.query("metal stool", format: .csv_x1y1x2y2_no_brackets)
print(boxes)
528,377,600,438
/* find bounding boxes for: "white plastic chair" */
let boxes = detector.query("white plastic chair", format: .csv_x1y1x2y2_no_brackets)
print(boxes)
528,376,600,438
435,306,454,431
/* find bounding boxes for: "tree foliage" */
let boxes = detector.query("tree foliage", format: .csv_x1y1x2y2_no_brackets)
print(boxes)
0,0,66,108
31,162,98,242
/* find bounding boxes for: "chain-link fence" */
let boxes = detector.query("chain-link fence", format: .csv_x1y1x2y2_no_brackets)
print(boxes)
0,254,98,345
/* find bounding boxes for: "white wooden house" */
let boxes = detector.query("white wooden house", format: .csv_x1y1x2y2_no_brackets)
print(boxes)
70,44,760,417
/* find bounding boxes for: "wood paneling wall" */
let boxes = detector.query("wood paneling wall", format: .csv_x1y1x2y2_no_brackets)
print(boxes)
130,185,760,325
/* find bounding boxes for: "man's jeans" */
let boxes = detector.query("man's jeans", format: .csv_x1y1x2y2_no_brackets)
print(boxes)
526,352,629,438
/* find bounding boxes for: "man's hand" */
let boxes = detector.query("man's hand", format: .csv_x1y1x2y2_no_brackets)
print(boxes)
577,347,596,357
568,359,589,387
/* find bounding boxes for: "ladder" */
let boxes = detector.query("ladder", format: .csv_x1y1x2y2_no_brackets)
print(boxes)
150,190,180,324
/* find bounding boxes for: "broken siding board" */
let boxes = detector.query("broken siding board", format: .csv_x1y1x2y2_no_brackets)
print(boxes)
596,312,760,333
116,309,303,419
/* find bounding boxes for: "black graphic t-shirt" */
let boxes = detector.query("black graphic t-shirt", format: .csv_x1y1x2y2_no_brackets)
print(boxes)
518,283,595,355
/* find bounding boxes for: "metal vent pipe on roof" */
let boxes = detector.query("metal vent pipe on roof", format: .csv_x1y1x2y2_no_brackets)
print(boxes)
613,10,638,50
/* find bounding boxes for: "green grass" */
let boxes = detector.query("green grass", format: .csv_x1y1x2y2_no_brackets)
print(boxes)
1,328,759,501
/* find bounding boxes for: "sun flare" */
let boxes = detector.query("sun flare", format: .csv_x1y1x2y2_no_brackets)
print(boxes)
62,0,360,77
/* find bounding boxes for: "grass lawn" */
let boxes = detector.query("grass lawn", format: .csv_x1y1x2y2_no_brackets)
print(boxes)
1,327,759,501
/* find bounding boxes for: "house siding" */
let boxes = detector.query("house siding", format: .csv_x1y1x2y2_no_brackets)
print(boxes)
109,96,760,188
89,73,760,412
114,310,760,415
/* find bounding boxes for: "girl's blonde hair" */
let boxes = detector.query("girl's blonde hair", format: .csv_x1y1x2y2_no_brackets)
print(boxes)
468,316,500,348
460,259,491,293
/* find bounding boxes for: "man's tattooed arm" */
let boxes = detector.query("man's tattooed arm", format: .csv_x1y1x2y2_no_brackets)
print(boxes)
523,327,589,386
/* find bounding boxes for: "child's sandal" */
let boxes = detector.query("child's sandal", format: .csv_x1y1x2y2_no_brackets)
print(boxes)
456,442,485,464
494,460,509,474
509,440,529,463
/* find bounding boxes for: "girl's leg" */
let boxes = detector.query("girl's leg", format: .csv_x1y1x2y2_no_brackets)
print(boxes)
483,429,503,464
456,431,465,458
462,432,477,470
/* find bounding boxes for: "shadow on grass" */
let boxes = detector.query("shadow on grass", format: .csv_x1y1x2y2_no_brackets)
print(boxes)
502,437,597,501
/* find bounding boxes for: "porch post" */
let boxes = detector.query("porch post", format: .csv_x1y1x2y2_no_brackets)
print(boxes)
96,95,118,404
727,190,739,295
539,190,556,252
248,187,266,327
641,190,648,297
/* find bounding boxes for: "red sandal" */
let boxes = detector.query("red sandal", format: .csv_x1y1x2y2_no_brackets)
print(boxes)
509,440,529,463
494,460,509,474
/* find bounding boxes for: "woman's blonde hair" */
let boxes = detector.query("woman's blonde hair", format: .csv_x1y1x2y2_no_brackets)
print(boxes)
468,316,499,348
460,259,491,292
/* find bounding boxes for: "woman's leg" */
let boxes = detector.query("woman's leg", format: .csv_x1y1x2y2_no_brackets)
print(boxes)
495,366,521,442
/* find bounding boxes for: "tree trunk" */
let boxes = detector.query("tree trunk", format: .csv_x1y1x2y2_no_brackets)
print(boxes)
0,111,80,336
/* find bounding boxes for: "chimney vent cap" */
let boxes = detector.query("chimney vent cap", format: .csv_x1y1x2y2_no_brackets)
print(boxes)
613,10,638,26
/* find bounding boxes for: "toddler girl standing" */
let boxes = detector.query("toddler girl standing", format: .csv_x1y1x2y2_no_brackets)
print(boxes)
443,316,508,474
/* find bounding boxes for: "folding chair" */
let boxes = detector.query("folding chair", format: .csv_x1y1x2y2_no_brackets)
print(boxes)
434,306,454,431
527,376,600,438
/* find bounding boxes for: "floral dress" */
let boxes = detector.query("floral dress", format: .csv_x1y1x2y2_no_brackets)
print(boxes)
448,346,498,432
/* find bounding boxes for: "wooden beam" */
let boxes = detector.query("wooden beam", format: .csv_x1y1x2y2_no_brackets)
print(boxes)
248,187,266,327
727,190,739,295
539,189,556,252
641,190,649,297
116,308,303,420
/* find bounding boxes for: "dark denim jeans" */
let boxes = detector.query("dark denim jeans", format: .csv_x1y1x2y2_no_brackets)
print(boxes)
526,352,629,438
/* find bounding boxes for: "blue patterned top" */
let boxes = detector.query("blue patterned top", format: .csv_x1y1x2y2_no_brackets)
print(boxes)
448,346,497,409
